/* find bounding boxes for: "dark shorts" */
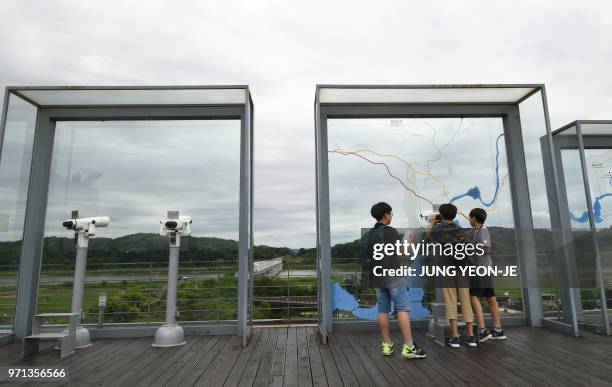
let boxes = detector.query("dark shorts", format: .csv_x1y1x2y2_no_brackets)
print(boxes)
470,287,496,298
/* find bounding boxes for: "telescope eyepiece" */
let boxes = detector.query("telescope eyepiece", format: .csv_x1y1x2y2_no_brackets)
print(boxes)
165,220,178,229
62,220,75,229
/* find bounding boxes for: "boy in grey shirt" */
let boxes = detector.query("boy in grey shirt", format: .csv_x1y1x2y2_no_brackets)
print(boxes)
468,208,506,341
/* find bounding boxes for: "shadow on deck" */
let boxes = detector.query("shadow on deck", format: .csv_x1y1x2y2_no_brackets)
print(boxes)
1,326,612,386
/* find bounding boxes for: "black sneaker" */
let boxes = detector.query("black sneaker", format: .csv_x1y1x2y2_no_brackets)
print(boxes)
401,343,427,359
490,329,506,340
466,336,478,347
479,329,492,343
448,337,460,348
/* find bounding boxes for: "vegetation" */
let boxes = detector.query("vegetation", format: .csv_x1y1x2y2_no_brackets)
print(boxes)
1,226,611,326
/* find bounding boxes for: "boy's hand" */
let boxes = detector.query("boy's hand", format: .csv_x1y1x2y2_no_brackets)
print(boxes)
429,214,437,226
426,213,437,234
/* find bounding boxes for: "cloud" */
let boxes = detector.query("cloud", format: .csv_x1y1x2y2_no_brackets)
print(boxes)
0,0,611,248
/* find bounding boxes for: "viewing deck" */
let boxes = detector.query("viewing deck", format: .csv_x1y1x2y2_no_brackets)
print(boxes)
2,326,612,386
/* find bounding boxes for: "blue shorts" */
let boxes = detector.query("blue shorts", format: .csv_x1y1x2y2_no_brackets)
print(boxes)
375,285,410,314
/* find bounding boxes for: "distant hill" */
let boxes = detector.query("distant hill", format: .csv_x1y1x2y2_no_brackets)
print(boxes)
1,226,612,267
0,234,293,266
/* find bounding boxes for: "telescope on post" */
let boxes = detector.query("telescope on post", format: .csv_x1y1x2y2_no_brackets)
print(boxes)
62,214,110,349
152,210,191,347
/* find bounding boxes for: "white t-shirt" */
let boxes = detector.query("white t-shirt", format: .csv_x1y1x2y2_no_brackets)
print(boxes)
468,226,492,267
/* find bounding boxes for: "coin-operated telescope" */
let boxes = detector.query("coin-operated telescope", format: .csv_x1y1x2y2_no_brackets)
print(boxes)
62,215,110,348
153,210,191,347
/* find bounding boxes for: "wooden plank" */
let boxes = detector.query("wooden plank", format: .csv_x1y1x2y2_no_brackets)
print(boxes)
194,336,242,386
223,328,263,386
327,333,359,386
17,339,132,387
11,340,69,366
407,332,490,387
360,331,437,387
3,327,612,387
9,340,122,387
152,337,214,387
415,330,548,386
283,327,298,387
276,327,288,349
305,327,328,387
87,338,155,385
317,342,342,387
501,339,606,386
519,327,612,364
410,332,496,387
268,375,284,387
354,332,403,386
503,328,612,385
369,331,432,387
343,331,389,386
252,328,279,387
66,340,134,385
460,334,562,386
0,341,22,361
334,332,375,385
296,327,313,387
135,336,205,387
270,328,287,377
102,338,171,386
174,336,226,387
177,348,221,387
235,328,270,386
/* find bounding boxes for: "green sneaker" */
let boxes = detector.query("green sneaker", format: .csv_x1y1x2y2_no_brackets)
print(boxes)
381,341,394,356
401,343,427,359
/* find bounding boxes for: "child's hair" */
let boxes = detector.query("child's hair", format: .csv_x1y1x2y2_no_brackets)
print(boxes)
371,202,392,221
469,208,487,224
439,203,457,221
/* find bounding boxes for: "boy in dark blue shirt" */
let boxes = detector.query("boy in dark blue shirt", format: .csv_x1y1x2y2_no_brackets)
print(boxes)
361,202,426,359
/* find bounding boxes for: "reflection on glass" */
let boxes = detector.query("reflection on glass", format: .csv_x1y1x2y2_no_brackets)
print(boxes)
561,147,606,330
0,95,37,330
518,93,561,321
36,120,241,324
584,148,612,321
327,117,521,320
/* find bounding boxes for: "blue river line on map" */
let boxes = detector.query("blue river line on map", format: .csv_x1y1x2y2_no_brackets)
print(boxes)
333,132,506,320
449,133,504,208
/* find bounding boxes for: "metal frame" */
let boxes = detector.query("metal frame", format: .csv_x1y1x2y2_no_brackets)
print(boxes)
315,84,549,336
540,134,581,336
0,86,254,343
543,120,612,336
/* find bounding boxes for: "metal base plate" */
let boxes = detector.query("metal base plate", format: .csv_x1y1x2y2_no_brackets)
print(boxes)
152,324,186,347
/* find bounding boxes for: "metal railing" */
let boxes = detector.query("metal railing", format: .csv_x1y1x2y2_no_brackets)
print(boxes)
330,255,526,321
252,258,318,324
33,260,239,326
4,252,611,329
0,264,18,329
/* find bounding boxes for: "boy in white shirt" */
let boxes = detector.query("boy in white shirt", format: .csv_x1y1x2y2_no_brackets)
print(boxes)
468,208,506,341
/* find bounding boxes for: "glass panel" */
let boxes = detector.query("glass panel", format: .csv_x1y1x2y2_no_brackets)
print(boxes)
0,94,37,332
319,87,536,104
36,120,240,325
519,92,563,323
17,88,246,106
561,143,606,332
584,147,612,328
327,117,521,322
580,123,612,136
555,125,577,136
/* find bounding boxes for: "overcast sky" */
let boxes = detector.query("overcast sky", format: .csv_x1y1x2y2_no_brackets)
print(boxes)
1,0,611,248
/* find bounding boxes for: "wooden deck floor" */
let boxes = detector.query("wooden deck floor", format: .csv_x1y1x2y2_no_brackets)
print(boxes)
2,326,612,386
